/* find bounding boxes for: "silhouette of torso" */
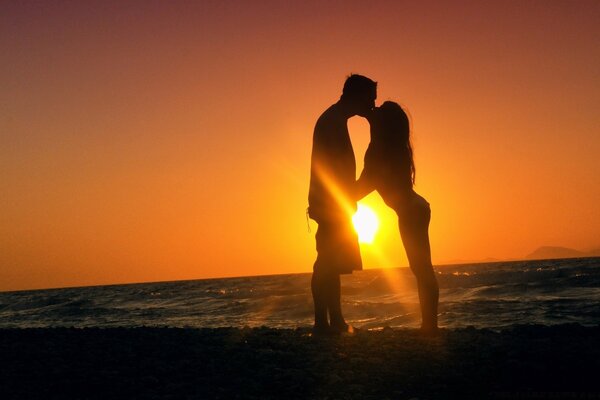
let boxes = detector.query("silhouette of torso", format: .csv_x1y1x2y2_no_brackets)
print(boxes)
362,136,413,212
308,103,357,222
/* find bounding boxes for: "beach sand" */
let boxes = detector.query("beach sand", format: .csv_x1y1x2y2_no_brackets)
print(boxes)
1,324,599,399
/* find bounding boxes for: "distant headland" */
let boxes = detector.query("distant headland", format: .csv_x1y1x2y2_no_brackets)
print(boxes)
525,246,600,261
443,245,600,266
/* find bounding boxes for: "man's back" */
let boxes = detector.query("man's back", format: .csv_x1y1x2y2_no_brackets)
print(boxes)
308,103,356,223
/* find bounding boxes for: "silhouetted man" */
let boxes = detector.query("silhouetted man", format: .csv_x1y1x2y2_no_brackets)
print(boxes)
308,74,377,334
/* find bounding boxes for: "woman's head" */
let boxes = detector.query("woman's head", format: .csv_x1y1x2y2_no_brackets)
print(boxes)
376,101,409,142
372,101,415,184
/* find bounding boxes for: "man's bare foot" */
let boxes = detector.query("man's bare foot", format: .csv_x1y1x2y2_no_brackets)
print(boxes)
419,325,440,337
311,324,334,337
330,323,358,334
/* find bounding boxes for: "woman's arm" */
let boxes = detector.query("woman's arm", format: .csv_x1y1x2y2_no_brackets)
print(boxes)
355,145,378,200
355,169,375,201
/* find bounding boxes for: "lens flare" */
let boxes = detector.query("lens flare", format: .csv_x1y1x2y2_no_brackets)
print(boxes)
352,204,380,244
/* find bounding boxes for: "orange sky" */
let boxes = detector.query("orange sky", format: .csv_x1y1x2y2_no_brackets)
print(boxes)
1,1,599,291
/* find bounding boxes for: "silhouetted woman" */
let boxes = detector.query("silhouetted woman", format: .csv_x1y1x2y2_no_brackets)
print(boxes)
356,101,439,333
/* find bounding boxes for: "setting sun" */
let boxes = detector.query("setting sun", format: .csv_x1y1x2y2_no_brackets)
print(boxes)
352,204,380,244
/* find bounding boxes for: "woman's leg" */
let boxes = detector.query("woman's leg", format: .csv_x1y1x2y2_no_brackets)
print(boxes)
398,194,439,332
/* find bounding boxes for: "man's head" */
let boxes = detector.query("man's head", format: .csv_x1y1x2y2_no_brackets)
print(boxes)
340,74,377,117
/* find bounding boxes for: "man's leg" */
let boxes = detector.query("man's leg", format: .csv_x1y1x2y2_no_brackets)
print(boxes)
311,260,329,330
327,273,347,330
312,222,359,334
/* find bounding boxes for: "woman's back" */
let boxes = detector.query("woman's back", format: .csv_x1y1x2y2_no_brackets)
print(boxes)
359,101,415,211
363,137,413,210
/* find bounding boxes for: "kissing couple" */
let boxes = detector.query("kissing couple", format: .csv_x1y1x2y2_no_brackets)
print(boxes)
307,74,439,336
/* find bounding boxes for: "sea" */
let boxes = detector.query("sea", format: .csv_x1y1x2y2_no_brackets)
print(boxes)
1,258,599,330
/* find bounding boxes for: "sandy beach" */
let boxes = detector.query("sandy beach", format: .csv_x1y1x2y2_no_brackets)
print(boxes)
1,324,599,399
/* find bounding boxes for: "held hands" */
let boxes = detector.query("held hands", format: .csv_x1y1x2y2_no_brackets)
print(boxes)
354,176,374,202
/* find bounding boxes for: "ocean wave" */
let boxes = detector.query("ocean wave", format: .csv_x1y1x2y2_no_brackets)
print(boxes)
1,257,598,329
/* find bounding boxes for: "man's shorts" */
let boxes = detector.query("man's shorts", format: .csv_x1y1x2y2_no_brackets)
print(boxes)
314,220,362,275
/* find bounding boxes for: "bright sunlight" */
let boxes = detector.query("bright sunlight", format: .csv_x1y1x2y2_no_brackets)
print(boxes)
352,204,380,244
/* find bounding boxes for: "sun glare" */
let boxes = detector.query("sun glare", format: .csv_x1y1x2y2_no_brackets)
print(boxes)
352,204,380,244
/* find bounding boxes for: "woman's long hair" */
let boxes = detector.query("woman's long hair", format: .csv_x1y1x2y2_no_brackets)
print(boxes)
378,101,416,185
